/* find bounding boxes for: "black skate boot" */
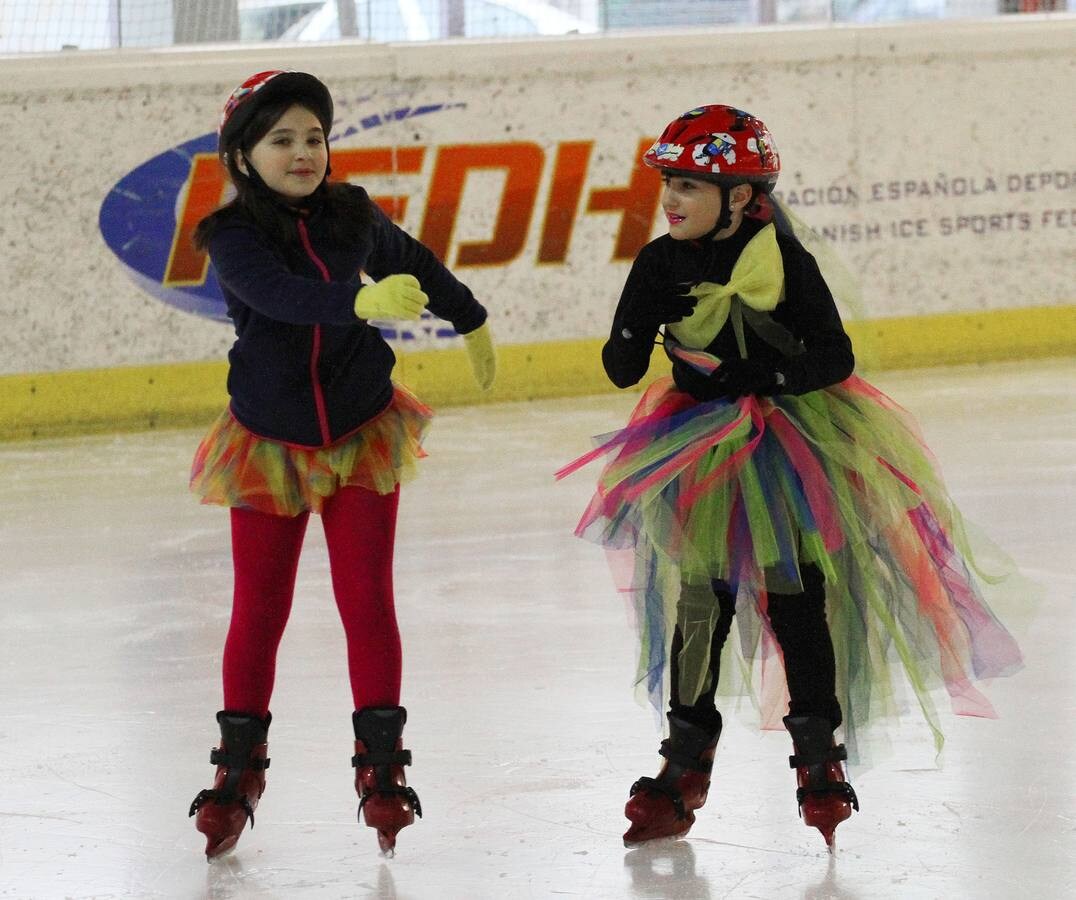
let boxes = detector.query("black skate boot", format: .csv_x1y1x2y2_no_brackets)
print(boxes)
623,714,721,846
784,714,858,850
189,710,271,860
352,706,422,856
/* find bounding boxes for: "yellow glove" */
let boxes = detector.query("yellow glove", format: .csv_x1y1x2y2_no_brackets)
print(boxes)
462,322,496,391
354,274,428,321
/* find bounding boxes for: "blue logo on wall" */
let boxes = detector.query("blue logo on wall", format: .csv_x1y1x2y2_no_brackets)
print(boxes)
100,133,228,319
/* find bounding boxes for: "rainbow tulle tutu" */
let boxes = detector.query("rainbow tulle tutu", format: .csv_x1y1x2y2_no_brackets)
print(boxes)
557,373,1023,761
191,384,432,516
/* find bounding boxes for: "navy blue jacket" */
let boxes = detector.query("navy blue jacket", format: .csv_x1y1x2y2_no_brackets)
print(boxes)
602,216,854,396
208,186,487,447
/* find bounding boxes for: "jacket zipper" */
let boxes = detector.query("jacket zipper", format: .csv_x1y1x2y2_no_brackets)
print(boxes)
296,218,333,445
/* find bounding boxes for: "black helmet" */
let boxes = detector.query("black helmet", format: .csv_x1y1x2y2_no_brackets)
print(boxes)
218,70,334,153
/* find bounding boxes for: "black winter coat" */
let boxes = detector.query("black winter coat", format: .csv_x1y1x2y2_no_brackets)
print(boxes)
207,185,487,446
602,216,854,396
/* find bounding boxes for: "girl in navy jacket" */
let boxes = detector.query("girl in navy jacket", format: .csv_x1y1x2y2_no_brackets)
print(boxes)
187,70,494,858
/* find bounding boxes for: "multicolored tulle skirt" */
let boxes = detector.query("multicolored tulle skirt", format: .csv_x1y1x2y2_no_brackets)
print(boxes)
557,374,1024,761
191,385,432,516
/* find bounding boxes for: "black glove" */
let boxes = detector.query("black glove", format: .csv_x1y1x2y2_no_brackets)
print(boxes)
671,359,717,400
673,357,778,401
712,358,779,398
619,282,697,338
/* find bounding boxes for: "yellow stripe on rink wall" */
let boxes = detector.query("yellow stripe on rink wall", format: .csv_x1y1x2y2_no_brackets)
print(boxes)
2,305,1073,442
0,360,232,442
846,305,1076,371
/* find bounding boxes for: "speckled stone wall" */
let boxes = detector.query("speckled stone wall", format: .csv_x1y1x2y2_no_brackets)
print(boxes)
0,19,1072,376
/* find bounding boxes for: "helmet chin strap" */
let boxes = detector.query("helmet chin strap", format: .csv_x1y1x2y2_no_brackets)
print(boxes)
700,186,734,241
240,159,272,194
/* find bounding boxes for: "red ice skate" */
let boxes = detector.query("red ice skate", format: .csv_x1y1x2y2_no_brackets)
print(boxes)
623,715,721,846
784,715,859,850
189,711,271,860
352,706,422,856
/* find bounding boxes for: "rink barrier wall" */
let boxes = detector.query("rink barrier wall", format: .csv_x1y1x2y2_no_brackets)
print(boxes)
2,303,1073,441
1,17,1074,439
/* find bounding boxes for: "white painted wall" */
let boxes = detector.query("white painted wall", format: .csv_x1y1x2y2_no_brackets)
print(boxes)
0,17,1073,376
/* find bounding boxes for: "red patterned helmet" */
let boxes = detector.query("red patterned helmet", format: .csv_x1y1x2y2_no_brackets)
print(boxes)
218,70,334,147
643,105,780,193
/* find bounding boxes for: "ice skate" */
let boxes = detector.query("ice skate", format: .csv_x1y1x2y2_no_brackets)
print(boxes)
352,706,422,855
188,711,271,860
623,715,721,846
784,715,858,850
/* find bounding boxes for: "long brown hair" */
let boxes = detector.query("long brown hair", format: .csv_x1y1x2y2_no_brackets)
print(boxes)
194,94,373,254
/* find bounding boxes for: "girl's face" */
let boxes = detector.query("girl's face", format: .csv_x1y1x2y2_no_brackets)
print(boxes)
661,174,725,240
241,103,328,202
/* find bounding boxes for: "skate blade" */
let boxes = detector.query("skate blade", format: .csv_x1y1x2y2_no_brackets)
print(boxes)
802,801,850,852
623,833,686,849
205,835,239,861
803,816,842,854
622,821,692,847
377,829,398,856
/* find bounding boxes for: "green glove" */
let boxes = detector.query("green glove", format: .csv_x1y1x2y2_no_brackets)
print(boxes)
354,274,428,321
462,322,496,391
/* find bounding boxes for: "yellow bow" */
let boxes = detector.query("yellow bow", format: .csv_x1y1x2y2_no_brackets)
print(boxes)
666,222,784,350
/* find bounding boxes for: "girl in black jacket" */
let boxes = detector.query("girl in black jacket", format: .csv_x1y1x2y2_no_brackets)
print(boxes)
187,70,494,859
558,105,1022,850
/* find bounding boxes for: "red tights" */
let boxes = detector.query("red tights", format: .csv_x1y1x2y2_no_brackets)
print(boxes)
222,485,402,716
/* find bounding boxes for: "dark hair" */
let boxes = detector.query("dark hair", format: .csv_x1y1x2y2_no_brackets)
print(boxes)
194,95,373,253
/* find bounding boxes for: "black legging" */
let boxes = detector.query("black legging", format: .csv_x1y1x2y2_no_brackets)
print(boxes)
670,565,842,731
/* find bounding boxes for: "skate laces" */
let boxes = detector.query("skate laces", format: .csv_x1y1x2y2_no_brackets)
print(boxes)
796,781,860,810
658,740,715,773
788,742,847,769
188,789,257,824
357,785,423,819
210,747,270,770
350,749,411,768
628,777,687,820
188,746,269,821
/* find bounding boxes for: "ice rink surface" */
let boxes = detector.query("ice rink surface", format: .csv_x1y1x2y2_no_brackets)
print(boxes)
1,358,1073,900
